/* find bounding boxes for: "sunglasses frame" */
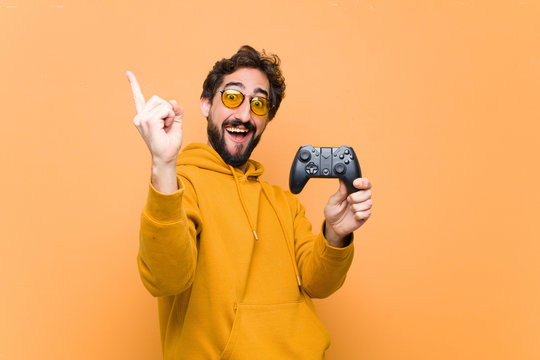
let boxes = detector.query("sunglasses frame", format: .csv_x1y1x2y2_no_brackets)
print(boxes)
219,89,272,117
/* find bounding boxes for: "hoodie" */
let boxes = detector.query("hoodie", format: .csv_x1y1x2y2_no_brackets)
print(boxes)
138,143,354,360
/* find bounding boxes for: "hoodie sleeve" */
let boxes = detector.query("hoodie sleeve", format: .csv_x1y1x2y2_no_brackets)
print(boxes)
287,192,354,299
137,175,202,297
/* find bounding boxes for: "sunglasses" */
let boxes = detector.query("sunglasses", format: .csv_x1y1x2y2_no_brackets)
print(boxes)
219,89,272,117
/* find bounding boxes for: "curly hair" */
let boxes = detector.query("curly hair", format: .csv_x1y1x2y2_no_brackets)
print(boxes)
201,45,286,121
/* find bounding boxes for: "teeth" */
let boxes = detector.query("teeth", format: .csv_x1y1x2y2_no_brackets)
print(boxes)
226,127,248,133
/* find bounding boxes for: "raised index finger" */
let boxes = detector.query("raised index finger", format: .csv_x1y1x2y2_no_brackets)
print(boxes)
126,70,145,113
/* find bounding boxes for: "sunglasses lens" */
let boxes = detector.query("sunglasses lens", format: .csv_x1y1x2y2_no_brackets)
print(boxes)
221,89,271,116
250,97,270,116
221,89,244,108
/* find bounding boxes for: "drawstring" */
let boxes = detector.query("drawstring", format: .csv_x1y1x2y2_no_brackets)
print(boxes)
258,179,302,288
228,165,302,290
229,166,259,241
230,165,259,303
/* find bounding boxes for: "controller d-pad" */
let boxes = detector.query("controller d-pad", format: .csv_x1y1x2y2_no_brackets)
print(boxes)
305,162,318,175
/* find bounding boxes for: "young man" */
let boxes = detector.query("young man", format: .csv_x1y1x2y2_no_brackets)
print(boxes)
128,46,372,359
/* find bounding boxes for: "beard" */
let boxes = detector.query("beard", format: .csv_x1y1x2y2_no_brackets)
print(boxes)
207,117,262,168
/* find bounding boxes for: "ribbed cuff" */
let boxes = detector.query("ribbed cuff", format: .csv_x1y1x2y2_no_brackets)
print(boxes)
144,176,184,223
316,223,354,260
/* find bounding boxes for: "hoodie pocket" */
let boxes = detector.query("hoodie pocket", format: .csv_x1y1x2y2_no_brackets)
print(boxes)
219,300,330,360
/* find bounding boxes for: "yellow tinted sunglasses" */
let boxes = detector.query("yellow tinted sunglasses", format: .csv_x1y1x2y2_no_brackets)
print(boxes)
219,89,272,117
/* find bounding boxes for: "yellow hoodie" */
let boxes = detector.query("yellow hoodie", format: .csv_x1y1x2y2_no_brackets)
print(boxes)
138,143,354,360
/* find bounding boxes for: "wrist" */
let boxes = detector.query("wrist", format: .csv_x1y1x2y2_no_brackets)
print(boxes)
152,154,177,168
151,161,178,194
324,221,352,248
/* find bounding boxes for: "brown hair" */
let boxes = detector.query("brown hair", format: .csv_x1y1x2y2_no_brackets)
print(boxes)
201,45,286,120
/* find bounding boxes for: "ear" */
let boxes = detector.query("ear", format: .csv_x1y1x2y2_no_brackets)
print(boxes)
200,97,211,118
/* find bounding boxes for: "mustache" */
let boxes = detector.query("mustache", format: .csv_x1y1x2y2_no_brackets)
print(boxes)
222,120,256,133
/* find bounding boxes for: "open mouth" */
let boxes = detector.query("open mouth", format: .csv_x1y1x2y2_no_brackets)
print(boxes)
225,125,252,143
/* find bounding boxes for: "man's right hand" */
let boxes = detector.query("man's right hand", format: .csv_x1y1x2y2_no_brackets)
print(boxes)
127,70,183,193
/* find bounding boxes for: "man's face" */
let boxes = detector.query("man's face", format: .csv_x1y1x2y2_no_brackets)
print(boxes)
201,67,270,168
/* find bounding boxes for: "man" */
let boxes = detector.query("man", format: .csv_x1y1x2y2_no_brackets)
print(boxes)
128,46,373,359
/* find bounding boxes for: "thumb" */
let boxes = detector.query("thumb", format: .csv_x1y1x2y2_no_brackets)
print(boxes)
327,179,349,206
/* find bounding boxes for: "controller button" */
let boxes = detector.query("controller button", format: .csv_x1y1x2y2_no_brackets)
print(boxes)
321,148,331,159
339,154,344,160
306,163,318,175
345,149,350,155
299,150,311,162
334,163,346,175
323,168,330,175
344,160,350,165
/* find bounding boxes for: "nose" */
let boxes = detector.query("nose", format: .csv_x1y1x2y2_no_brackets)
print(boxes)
236,99,252,122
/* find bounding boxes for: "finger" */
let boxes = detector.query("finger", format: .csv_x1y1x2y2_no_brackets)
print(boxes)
348,189,372,204
126,70,146,113
353,178,372,190
354,209,372,221
133,113,143,128
164,114,174,129
138,103,174,133
164,100,182,128
134,102,163,129
144,95,170,112
149,103,175,128
170,99,182,116
328,179,349,206
350,199,373,212
168,105,183,139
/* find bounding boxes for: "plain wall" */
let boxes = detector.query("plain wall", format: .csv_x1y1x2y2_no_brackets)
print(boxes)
1,1,539,359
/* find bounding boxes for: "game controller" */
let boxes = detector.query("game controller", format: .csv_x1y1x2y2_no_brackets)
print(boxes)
289,145,362,194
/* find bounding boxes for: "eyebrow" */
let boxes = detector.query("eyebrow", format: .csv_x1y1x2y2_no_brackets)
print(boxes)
224,81,269,98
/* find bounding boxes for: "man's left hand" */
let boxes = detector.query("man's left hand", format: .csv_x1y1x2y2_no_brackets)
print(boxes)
324,178,372,247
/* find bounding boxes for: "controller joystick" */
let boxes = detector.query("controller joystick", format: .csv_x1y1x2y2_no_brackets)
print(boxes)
289,145,362,194
299,150,311,162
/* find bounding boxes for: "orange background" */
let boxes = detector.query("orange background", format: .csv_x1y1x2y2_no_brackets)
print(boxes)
1,1,539,359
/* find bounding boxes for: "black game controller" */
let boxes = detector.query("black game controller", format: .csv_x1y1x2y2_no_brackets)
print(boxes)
289,145,362,194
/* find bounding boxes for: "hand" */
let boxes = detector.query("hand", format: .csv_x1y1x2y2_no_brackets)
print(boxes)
127,70,183,166
324,178,372,247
